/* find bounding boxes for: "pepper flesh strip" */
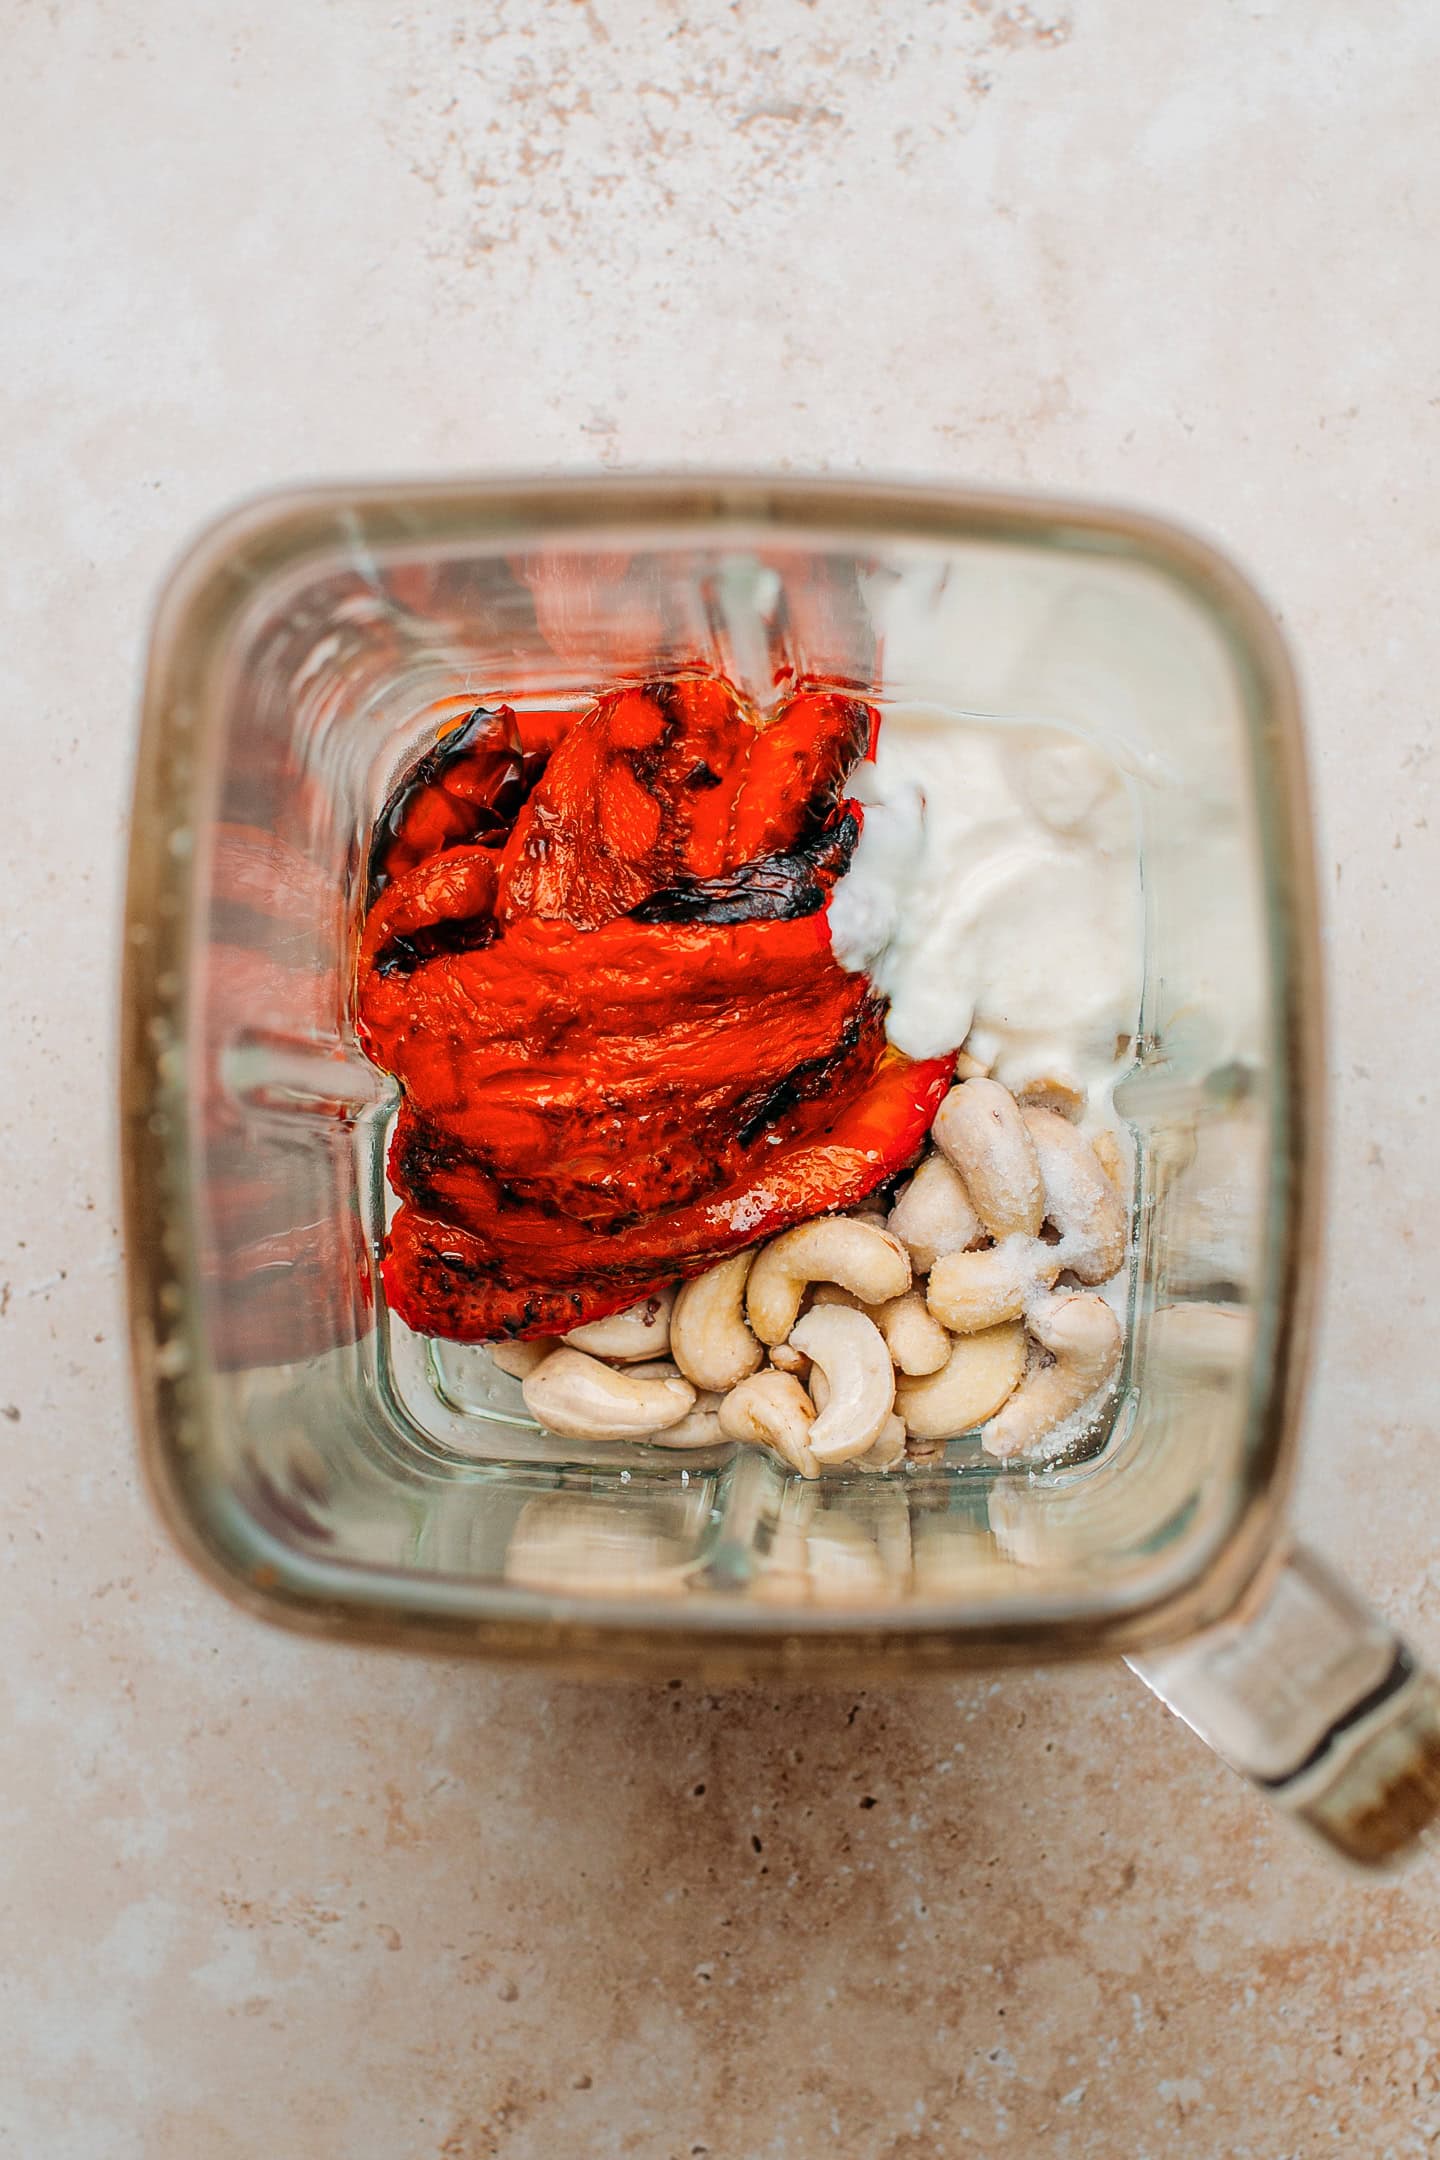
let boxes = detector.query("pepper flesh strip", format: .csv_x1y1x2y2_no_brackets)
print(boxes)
382,1048,954,1341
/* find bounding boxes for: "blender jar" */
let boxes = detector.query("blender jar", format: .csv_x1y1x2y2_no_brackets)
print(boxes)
121,475,1440,1868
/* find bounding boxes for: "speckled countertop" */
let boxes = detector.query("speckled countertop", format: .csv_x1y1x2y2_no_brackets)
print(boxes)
6,3,1440,2154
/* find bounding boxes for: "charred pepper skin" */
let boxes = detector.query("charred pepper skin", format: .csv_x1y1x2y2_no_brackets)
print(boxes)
356,677,953,1341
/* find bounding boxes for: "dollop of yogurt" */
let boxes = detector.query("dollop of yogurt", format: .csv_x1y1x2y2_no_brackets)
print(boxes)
829,708,1142,1094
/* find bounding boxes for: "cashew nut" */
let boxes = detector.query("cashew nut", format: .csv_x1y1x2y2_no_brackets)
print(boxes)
719,1370,820,1478
932,1079,1044,1239
807,1357,906,1472
894,1322,1026,1442
543,1355,720,1448
488,1337,560,1380
522,1347,696,1440
982,1292,1122,1461
886,1151,984,1273
670,1252,764,1392
1090,1127,1127,1192
926,1235,1061,1334
954,1047,991,1081
767,1340,810,1377
869,1291,950,1376
746,1217,910,1346
1023,1107,1128,1284
788,1305,896,1464
1015,1073,1086,1122
563,1289,674,1362
851,1412,908,1473
807,1282,861,1312
814,1281,949,1376
645,1390,727,1450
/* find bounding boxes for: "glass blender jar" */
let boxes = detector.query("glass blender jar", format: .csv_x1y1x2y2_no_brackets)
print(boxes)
122,475,1440,1869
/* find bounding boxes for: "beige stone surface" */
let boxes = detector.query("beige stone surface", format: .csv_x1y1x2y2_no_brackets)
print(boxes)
5,2,1440,2153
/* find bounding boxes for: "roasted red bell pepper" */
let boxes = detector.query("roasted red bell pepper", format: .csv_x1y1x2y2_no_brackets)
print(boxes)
355,675,954,1340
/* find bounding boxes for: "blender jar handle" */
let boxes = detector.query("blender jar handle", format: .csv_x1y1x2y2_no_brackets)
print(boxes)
1130,1544,1440,1869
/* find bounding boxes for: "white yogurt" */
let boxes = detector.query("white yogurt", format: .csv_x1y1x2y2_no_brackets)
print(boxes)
828,708,1142,1095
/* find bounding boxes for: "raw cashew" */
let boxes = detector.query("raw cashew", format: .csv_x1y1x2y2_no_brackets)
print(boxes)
810,1284,947,1379
894,1322,1026,1442
1090,1128,1127,1191
1015,1073,1086,1122
522,1347,696,1441
563,1289,674,1362
552,1356,718,1451
807,1282,861,1311
719,1370,820,1478
926,1235,1061,1334
746,1217,910,1346
983,1292,1122,1460
886,1151,984,1273
646,1390,727,1450
767,1341,810,1377
869,1291,950,1376
806,1359,905,1470
788,1305,896,1464
1023,1107,1128,1284
670,1252,764,1392
932,1079,1044,1239
852,1412,908,1473
489,1337,560,1380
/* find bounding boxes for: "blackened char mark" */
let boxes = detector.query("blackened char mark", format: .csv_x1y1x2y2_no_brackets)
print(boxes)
392,702,523,814
389,1115,464,1218
371,912,500,978
368,704,527,899
629,810,860,928
734,1004,872,1148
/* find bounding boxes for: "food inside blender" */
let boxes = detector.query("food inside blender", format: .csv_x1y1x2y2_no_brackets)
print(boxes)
356,674,1140,1473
